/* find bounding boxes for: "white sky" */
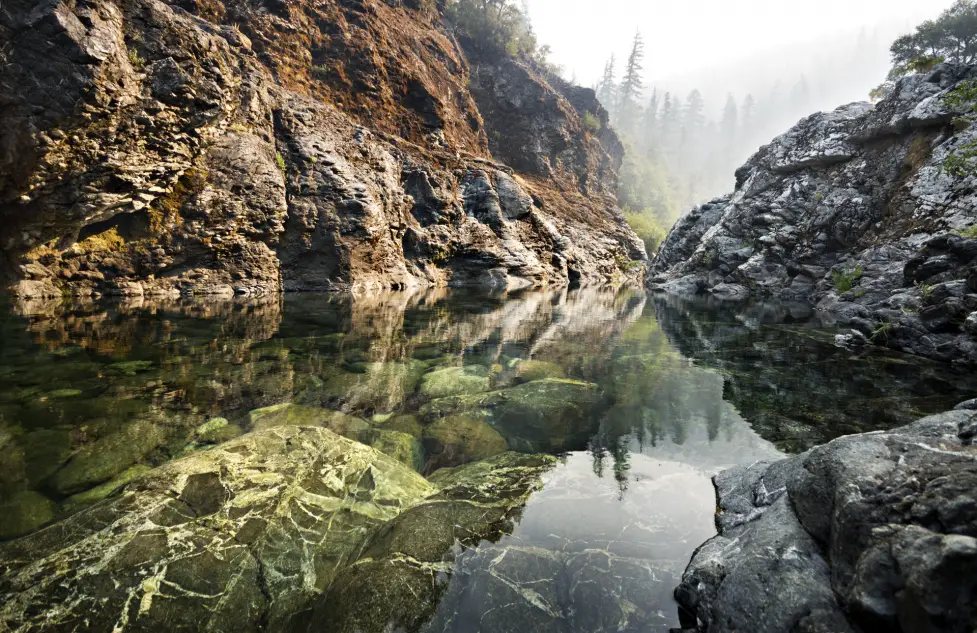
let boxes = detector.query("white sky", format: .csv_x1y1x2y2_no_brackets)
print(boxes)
525,0,957,86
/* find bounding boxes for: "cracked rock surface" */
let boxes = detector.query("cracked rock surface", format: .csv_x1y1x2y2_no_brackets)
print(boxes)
674,409,977,633
0,425,555,632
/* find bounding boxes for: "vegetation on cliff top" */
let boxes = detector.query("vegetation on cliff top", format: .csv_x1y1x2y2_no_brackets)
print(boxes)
888,0,977,78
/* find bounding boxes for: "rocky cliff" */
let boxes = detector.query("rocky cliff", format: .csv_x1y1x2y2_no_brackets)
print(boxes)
0,0,643,299
650,64,977,366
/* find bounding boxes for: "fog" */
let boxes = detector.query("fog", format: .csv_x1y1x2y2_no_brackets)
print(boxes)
522,0,957,228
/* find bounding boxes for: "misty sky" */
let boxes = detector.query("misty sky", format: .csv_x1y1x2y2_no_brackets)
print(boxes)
525,0,957,86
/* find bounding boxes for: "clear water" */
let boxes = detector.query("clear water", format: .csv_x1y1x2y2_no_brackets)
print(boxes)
0,288,973,631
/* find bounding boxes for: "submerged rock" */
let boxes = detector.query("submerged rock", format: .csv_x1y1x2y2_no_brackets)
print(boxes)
360,428,423,471
0,426,435,632
0,491,54,540
514,359,567,382
420,379,602,452
422,415,509,472
49,419,165,495
248,403,368,437
675,409,977,633
311,452,557,633
322,361,427,412
419,365,492,399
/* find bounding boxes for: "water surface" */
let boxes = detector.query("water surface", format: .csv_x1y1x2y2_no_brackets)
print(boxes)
0,288,973,631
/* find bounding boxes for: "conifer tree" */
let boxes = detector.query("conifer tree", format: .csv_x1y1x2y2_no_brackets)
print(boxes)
596,55,617,113
617,31,646,132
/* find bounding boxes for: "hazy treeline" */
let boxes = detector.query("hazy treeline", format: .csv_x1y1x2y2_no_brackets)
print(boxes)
592,27,905,254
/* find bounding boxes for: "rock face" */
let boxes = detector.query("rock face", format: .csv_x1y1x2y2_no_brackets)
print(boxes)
674,409,977,633
650,64,977,365
0,0,643,300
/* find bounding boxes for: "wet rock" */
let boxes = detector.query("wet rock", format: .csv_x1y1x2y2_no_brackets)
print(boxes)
360,429,423,471
0,426,436,632
0,491,54,540
419,365,492,399
322,361,427,412
49,419,165,495
422,415,508,472
676,410,977,633
311,452,556,633
514,359,567,382
419,379,602,452
248,403,368,438
955,398,977,410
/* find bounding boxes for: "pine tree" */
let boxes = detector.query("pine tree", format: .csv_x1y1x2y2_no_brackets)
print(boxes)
720,93,738,143
658,92,674,146
789,75,811,112
617,31,646,133
683,89,705,137
741,94,756,136
643,89,660,147
596,55,617,114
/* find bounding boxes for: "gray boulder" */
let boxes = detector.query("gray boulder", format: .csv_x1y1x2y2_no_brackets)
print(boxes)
675,410,977,633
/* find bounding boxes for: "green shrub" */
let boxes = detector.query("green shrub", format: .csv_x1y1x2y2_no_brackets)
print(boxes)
128,48,145,70
444,0,537,58
955,225,977,238
582,111,601,134
831,266,864,293
275,152,286,173
623,209,668,256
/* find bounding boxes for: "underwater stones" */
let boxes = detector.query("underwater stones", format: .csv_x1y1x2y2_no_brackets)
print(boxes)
422,415,508,472
193,417,244,444
417,543,679,633
419,365,492,399
0,490,54,540
360,429,423,471
420,379,601,452
322,360,426,412
49,419,165,495
0,426,436,632
63,465,153,508
311,452,555,633
374,413,424,438
248,403,368,438
514,359,566,382
427,451,557,503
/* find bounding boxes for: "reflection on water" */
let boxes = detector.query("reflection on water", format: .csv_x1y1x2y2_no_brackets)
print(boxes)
0,288,973,632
